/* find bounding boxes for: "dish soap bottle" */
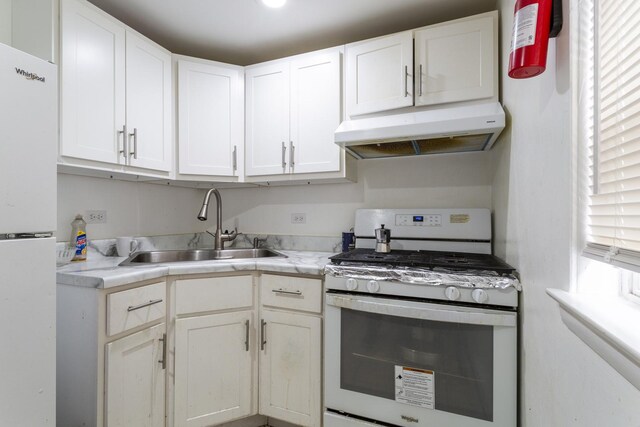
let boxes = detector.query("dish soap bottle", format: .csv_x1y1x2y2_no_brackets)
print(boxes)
70,214,87,261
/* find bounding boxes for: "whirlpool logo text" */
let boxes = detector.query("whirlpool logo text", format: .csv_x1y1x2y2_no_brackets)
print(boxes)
15,67,45,83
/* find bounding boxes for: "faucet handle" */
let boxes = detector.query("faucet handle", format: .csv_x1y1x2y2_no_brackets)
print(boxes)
253,237,267,249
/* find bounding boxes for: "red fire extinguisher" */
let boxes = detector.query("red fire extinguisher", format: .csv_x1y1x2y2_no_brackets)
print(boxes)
508,0,553,79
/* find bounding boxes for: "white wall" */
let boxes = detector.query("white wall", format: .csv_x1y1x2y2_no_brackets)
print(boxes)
219,152,494,236
493,1,640,425
57,173,206,241
0,0,11,46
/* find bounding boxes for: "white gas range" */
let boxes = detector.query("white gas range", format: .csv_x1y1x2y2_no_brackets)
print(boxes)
323,209,520,427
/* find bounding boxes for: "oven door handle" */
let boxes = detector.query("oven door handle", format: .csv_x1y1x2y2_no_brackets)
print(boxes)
326,294,516,327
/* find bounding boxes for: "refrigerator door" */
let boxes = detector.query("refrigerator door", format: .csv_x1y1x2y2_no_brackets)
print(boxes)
0,238,56,426
0,43,57,234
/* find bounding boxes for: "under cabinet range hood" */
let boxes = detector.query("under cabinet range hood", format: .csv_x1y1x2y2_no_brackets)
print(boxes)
334,102,506,159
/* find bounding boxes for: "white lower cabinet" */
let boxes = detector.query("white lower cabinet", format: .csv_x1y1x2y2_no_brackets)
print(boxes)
259,310,322,427
174,311,254,427
57,280,168,427
170,273,322,427
106,323,167,427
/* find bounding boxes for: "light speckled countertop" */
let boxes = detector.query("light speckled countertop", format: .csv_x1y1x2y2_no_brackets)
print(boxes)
57,250,335,289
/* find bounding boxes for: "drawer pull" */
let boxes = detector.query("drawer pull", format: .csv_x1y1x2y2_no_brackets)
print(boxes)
127,298,163,312
245,319,250,352
159,333,167,370
272,288,302,296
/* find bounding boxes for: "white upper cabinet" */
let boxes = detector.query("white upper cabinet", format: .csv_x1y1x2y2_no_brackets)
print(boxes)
245,62,290,176
290,52,341,174
177,59,243,177
345,11,497,117
414,12,496,106
60,0,172,174
126,30,172,172
60,0,126,165
345,31,414,117
245,49,343,178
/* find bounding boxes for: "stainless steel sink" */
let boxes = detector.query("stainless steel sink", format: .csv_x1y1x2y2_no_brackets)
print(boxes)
119,248,286,266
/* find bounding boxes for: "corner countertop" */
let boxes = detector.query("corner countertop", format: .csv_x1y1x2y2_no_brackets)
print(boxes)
56,250,335,289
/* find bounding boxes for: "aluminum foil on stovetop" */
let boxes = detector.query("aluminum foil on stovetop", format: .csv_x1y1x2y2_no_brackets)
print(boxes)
324,263,522,291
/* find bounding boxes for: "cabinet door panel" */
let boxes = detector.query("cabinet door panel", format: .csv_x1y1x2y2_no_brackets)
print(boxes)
60,0,125,164
346,31,413,117
175,311,254,427
415,13,496,106
245,63,290,176
105,323,165,427
178,60,242,176
259,310,321,427
126,31,172,171
290,51,341,174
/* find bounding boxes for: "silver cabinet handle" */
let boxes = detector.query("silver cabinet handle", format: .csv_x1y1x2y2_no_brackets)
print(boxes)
404,65,409,97
117,125,127,160
281,141,287,169
261,319,267,351
129,128,138,160
289,141,295,168
158,333,167,370
272,288,302,296
244,319,250,352
419,64,423,97
232,145,238,173
127,298,163,312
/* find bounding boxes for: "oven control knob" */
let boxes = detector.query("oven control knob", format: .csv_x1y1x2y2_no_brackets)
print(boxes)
367,280,380,293
445,286,460,301
472,289,488,304
345,278,358,291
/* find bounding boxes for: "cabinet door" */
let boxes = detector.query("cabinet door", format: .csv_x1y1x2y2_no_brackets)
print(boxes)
245,62,290,176
178,60,243,176
175,311,254,427
105,323,166,427
60,0,126,165
259,310,321,427
290,51,341,174
414,13,496,106
126,30,172,172
345,31,413,117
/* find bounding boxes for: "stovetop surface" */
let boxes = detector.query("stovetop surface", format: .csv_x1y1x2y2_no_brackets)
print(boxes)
330,248,515,275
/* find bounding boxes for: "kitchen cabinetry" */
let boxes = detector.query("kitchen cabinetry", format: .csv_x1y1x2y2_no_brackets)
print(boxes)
106,323,166,427
414,12,496,106
57,279,167,427
176,57,244,180
60,0,172,176
246,48,354,182
345,31,414,117
258,274,322,427
345,11,498,117
169,272,322,427
172,275,257,427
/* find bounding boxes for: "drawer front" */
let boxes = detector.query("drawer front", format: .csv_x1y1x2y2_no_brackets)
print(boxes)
261,274,322,314
107,282,166,336
176,275,254,316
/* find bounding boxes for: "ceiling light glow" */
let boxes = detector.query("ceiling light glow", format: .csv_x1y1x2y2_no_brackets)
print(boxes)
261,0,286,8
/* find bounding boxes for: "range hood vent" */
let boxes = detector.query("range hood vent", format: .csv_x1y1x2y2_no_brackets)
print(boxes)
335,102,505,159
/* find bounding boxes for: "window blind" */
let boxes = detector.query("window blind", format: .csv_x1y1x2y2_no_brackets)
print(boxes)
584,0,640,270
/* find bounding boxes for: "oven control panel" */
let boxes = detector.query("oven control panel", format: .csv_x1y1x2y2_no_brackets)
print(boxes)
395,214,442,227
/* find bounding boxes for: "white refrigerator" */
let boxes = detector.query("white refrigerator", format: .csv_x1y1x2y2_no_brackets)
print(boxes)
0,43,57,426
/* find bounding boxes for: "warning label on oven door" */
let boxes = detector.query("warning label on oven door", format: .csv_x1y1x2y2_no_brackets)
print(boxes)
395,366,435,409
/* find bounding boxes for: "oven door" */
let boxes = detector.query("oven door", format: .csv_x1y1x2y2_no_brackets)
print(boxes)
324,291,517,427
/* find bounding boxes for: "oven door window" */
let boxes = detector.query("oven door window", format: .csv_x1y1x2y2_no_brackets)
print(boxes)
340,307,494,421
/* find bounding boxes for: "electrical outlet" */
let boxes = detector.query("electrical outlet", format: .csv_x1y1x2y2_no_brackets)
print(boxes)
291,213,306,224
86,210,107,224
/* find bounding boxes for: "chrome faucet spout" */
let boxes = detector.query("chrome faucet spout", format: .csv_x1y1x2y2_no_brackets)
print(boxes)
197,188,238,250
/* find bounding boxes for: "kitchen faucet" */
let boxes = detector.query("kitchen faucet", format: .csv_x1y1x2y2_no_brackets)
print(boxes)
197,188,238,250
